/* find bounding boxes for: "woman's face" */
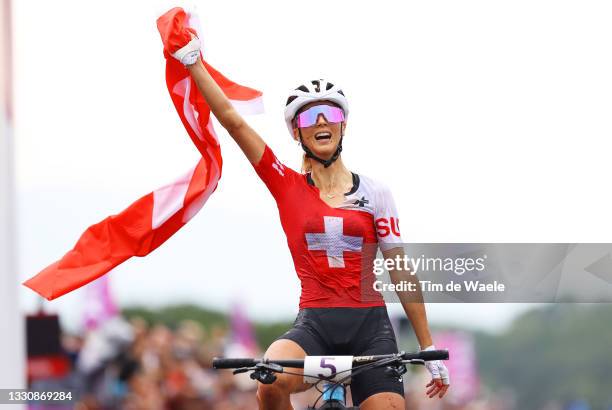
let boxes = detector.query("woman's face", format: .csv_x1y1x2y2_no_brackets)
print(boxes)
292,101,346,160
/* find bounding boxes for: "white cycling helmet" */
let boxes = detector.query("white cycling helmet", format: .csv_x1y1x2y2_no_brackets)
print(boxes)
284,79,349,137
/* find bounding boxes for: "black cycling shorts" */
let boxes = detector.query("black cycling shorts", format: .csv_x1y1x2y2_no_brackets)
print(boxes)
276,306,404,406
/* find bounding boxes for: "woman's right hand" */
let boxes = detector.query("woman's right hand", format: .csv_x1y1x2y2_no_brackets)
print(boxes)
157,8,200,65
172,35,201,66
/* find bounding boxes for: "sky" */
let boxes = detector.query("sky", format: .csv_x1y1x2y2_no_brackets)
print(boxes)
11,0,612,334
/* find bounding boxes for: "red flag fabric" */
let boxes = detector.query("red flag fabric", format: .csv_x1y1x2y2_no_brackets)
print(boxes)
23,7,263,300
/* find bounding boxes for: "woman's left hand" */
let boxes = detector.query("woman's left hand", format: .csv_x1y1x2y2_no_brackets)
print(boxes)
426,377,449,399
422,345,450,398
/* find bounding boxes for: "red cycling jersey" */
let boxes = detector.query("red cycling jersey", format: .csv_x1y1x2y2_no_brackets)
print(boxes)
253,145,403,308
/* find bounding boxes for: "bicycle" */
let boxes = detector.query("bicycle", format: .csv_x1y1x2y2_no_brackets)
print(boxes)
213,349,449,409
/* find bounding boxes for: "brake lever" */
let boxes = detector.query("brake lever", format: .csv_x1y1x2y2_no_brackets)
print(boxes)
257,363,284,373
403,359,425,366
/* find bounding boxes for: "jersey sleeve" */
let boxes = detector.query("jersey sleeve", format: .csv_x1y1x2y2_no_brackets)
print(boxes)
374,182,403,251
252,145,298,200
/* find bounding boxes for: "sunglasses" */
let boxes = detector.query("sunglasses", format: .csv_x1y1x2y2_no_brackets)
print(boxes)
295,105,345,128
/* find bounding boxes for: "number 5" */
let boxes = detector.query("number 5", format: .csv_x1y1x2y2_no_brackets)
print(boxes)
319,357,337,379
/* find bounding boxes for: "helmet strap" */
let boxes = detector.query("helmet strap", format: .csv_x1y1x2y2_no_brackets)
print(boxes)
298,124,343,168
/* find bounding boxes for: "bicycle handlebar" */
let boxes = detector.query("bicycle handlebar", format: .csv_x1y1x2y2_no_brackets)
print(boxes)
212,349,449,370
212,358,306,369
403,349,449,361
211,358,258,369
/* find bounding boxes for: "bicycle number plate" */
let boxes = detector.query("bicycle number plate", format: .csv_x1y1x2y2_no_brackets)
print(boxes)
303,355,353,383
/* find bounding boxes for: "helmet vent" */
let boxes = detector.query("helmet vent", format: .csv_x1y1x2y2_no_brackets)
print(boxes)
338,90,345,96
285,95,298,106
296,85,309,92
326,82,334,90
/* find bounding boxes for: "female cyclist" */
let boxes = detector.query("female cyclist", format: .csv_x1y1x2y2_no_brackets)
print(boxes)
171,33,450,410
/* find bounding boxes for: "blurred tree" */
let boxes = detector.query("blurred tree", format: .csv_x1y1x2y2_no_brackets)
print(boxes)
122,304,292,350
475,304,612,409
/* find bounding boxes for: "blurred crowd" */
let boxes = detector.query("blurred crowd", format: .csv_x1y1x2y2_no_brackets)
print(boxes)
33,316,259,409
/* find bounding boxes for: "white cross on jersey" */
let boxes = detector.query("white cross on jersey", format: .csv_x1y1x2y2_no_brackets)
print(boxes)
305,216,363,268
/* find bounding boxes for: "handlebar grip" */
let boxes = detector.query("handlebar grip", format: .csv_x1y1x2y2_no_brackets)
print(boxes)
403,349,449,361
212,357,258,369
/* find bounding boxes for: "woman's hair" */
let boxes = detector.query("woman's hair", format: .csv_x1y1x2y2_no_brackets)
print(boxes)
301,153,312,174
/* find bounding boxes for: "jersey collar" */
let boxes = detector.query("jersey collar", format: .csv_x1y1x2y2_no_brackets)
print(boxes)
306,172,360,196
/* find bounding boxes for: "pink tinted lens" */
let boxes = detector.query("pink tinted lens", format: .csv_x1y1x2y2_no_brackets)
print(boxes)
296,105,345,128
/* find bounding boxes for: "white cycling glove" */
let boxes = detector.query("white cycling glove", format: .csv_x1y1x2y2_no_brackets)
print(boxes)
172,35,201,66
422,345,450,385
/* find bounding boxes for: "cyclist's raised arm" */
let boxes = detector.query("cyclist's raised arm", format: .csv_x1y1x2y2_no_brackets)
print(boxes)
186,59,266,164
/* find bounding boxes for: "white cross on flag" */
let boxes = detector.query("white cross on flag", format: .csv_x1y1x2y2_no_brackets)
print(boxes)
306,216,363,268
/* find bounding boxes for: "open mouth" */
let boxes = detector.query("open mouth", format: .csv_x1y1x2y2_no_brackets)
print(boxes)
314,131,332,141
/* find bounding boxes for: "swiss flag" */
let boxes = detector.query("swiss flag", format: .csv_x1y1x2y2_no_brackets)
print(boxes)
24,8,263,300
